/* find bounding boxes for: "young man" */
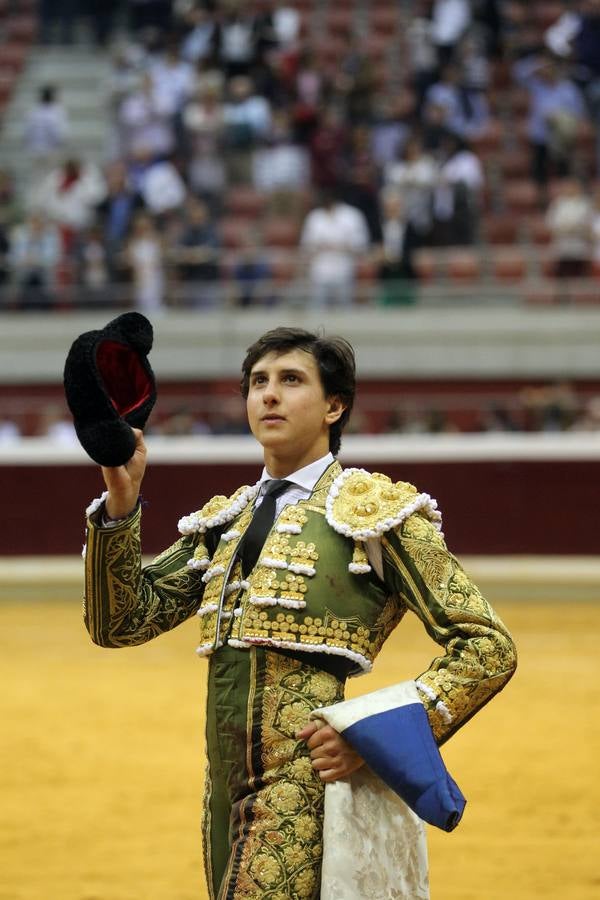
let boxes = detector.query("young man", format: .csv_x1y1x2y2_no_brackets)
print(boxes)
84,327,516,900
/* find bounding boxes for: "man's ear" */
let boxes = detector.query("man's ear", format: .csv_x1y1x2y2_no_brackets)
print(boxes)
325,395,346,425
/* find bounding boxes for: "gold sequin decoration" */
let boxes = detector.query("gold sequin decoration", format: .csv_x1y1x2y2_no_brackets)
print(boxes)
331,471,420,533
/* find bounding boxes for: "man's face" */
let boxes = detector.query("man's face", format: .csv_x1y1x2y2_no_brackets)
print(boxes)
246,349,342,466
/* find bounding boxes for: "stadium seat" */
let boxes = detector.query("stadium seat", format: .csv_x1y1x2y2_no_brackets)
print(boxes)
447,250,482,282
504,179,541,214
482,214,519,245
498,149,530,180
526,215,552,245
262,217,301,249
5,15,37,43
491,249,528,282
413,249,438,281
224,186,266,219
219,218,250,249
370,6,400,35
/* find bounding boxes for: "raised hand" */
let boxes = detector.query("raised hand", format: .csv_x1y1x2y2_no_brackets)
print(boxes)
101,428,147,519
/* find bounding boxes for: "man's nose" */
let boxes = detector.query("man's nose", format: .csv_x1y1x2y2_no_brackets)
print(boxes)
262,380,279,403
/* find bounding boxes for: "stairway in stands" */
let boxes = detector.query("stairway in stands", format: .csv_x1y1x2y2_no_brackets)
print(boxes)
0,45,113,200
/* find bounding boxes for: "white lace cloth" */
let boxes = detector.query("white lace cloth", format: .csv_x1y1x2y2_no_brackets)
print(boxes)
314,681,430,900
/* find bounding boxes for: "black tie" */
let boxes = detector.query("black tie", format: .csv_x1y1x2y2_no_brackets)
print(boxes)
241,479,290,577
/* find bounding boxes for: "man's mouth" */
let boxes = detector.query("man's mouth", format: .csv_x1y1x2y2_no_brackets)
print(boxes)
262,414,285,421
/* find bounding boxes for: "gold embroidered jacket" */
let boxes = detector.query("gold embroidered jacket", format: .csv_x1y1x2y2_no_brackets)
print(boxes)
84,461,516,742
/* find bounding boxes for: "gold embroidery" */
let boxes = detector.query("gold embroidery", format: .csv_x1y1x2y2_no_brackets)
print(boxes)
231,653,344,899
330,471,420,533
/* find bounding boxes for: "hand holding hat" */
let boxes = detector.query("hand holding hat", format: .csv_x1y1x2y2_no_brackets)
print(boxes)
63,312,156,467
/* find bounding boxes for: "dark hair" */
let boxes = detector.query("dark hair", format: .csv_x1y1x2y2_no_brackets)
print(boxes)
240,327,355,455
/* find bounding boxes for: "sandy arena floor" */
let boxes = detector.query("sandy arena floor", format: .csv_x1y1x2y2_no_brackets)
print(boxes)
1,594,598,900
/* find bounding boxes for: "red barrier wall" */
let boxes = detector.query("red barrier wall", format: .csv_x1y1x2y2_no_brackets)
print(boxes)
2,459,598,556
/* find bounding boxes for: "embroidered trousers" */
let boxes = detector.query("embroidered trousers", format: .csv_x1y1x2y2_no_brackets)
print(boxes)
204,645,346,900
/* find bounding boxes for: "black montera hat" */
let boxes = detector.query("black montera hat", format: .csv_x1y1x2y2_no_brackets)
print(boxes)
63,312,156,467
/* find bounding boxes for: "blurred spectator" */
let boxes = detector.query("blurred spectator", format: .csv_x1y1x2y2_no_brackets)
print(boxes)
546,0,600,177
572,395,600,431
180,5,217,64
169,196,219,307
384,133,438,239
591,184,600,265
424,63,490,140
87,0,119,46
308,105,347,189
223,75,272,182
96,162,139,259
182,80,227,210
35,158,107,249
343,125,383,243
406,8,439,106
513,52,586,186
9,212,61,310
300,186,369,308
479,404,521,433
370,91,415,170
433,133,484,245
546,178,593,278
430,0,471,66
376,187,418,306
23,86,70,174
252,110,309,202
151,406,213,436
212,1,259,79
118,72,176,158
128,0,173,35
39,0,79,45
230,232,274,307
126,212,165,312
37,403,77,442
149,38,195,116
0,418,21,443
210,395,250,435
137,158,187,216
520,382,579,431
0,170,21,236
76,225,112,307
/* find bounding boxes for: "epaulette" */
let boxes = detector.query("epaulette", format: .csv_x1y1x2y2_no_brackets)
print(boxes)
178,482,260,535
325,468,442,541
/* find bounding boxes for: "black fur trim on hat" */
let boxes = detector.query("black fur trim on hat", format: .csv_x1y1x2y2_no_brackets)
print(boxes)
63,312,156,466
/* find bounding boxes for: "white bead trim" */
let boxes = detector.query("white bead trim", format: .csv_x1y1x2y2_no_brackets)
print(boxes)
86,491,108,517
201,564,225,584
187,556,210,570
287,563,316,576
222,529,241,542
249,596,306,610
260,557,288,570
276,523,302,534
196,603,219,617
237,636,371,673
178,482,260,535
225,579,250,595
348,562,372,574
227,638,253,649
81,543,87,559
195,640,223,656
415,680,437,702
325,467,443,540
435,700,453,723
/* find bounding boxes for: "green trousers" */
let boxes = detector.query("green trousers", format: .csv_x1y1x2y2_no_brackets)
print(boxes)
204,645,346,900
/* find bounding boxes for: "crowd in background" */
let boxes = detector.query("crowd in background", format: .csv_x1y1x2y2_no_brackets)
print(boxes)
1,0,600,312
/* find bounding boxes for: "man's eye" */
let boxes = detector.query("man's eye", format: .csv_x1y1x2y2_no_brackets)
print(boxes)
283,374,299,383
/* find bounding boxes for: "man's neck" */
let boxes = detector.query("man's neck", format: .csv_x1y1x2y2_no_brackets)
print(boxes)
263,446,331,479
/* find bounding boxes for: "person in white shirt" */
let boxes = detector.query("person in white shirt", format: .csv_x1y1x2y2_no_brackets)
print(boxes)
300,188,370,307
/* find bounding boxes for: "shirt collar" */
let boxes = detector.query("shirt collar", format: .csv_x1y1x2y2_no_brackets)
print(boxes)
259,452,334,494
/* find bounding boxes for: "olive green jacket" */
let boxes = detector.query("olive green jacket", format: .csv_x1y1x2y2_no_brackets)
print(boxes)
84,461,516,743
